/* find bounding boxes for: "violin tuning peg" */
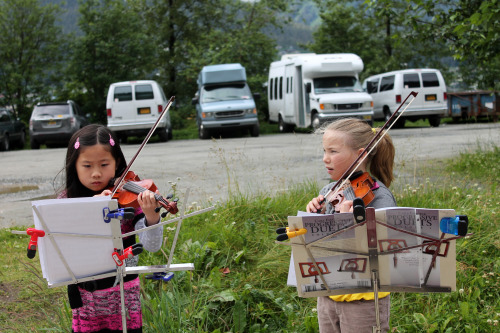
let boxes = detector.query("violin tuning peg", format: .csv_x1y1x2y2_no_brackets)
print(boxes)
166,194,173,199
161,212,168,218
155,207,162,213
174,198,179,203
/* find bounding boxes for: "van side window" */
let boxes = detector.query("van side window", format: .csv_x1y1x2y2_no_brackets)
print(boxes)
274,77,278,100
403,74,420,88
366,80,379,93
379,76,395,92
114,86,133,101
422,73,439,87
269,78,274,100
279,76,283,99
135,84,154,100
290,77,293,93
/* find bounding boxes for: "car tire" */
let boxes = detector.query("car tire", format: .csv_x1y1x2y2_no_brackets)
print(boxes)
30,137,40,149
429,116,441,127
168,126,173,140
250,124,259,137
198,125,210,140
158,127,169,142
384,108,392,122
311,113,321,130
1,134,9,151
279,115,292,133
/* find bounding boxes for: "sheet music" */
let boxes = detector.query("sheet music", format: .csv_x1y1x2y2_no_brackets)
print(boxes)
33,196,119,286
286,207,457,298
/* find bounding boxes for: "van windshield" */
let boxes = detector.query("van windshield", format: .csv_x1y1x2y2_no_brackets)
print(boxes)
201,83,252,103
313,76,363,94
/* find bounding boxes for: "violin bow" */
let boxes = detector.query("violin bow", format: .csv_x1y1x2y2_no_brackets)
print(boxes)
321,91,419,205
110,96,175,197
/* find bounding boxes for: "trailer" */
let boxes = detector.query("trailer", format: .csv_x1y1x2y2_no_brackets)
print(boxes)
448,91,499,122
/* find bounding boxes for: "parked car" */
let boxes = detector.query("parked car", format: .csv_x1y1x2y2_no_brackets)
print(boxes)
363,69,447,127
106,80,173,142
0,108,26,151
29,100,89,149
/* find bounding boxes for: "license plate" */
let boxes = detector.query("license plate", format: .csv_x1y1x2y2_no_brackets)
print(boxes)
138,107,151,114
425,94,437,101
48,120,57,126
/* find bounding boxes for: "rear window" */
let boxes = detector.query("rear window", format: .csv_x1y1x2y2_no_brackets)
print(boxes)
379,75,395,92
403,73,420,88
366,80,379,93
33,104,70,116
135,84,154,100
114,86,133,101
422,73,440,87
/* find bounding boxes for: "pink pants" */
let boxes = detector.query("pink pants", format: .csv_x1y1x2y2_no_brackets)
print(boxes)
317,296,390,333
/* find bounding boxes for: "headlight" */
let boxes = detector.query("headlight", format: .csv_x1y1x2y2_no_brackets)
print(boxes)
363,101,373,108
245,108,256,114
321,103,334,111
202,112,214,118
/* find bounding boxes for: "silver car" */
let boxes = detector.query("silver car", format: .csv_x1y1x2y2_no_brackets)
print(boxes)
29,100,89,149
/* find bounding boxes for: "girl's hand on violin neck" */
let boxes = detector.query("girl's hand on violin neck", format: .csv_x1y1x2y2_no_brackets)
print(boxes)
138,190,161,226
94,189,112,197
306,195,325,213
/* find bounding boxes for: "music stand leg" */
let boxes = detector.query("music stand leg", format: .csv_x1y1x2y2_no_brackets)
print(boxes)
119,266,128,333
371,269,381,333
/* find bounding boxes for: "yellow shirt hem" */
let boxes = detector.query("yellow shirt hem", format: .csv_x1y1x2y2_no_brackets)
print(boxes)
329,292,390,302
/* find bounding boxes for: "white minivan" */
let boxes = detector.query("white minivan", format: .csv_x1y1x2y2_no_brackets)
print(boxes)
363,69,447,127
106,80,172,142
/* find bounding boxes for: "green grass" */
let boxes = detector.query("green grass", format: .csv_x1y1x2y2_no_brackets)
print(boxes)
0,144,498,332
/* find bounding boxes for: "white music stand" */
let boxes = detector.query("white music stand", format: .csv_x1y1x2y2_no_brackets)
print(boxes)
281,207,466,333
18,190,214,333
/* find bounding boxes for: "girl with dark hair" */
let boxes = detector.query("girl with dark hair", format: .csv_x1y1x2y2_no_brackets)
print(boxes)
59,124,163,333
306,118,397,333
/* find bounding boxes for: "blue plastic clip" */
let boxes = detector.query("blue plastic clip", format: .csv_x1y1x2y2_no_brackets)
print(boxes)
145,272,174,282
103,207,135,223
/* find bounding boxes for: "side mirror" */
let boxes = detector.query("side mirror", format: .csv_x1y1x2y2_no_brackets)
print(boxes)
191,97,198,105
305,82,312,94
253,92,261,101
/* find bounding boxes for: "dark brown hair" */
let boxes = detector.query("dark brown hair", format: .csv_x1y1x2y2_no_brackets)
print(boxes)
317,118,395,187
64,124,127,198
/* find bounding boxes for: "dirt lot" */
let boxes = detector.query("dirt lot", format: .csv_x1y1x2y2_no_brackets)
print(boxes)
1,122,499,228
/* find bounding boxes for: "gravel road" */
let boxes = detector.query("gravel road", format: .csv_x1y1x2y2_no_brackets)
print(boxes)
1,122,499,228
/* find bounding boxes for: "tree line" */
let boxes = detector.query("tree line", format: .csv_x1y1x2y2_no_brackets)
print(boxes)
0,0,498,127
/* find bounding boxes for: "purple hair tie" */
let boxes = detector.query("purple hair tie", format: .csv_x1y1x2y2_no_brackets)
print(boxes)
74,138,80,149
109,134,115,146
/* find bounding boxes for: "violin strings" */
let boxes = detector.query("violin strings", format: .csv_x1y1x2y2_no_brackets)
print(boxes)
123,182,168,206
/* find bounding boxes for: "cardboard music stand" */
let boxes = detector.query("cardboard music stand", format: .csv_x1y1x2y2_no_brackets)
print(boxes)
282,207,464,332
28,191,214,333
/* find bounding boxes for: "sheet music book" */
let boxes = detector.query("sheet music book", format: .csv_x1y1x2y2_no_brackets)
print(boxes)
32,197,119,286
286,207,457,298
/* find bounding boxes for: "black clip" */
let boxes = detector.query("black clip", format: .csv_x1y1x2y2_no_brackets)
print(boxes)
103,207,135,223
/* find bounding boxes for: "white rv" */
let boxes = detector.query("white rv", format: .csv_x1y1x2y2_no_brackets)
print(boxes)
267,53,373,132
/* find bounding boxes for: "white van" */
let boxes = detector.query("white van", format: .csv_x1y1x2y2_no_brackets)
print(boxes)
363,69,447,127
106,80,172,142
268,53,373,132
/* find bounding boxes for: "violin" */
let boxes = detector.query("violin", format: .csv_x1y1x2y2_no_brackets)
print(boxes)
110,171,178,216
326,171,375,213
109,96,178,218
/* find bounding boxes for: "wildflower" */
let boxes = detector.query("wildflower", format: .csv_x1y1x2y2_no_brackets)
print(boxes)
312,308,317,313
213,213,217,216
459,289,464,294
494,320,498,326
487,319,492,324
488,272,494,276
232,221,236,226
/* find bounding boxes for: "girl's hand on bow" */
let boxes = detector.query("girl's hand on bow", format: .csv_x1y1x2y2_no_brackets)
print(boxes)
95,189,112,197
138,190,161,226
306,195,325,213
